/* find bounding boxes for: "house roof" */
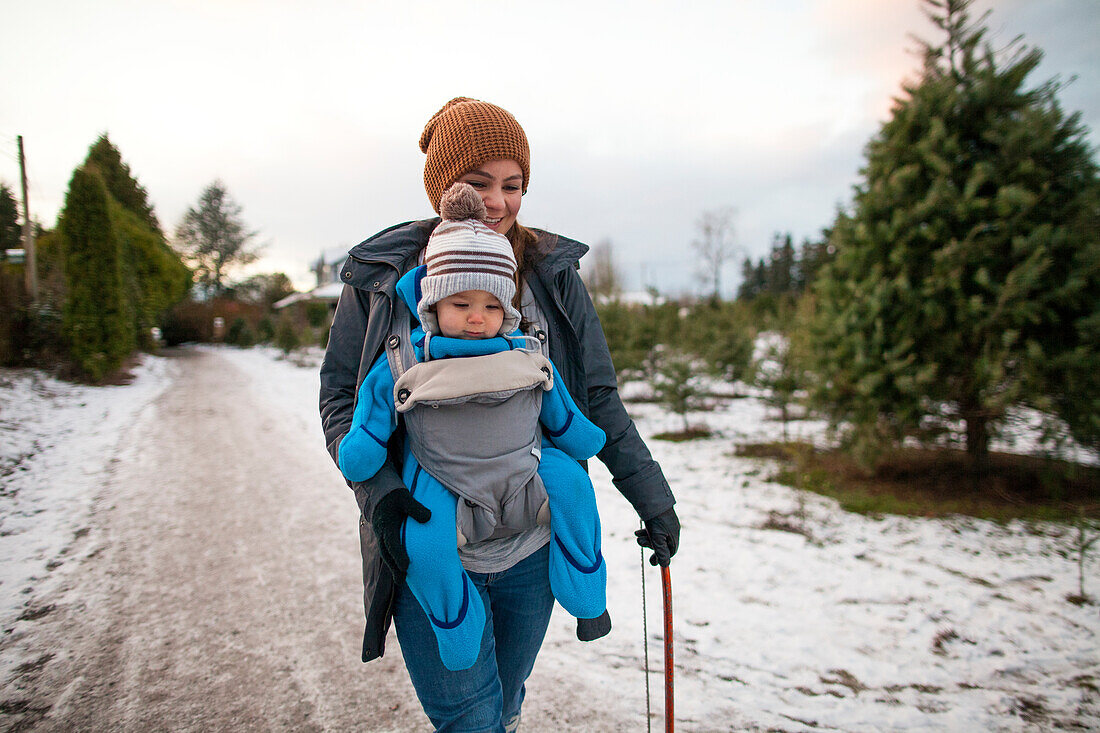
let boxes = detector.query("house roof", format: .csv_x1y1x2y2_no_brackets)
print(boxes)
273,281,344,309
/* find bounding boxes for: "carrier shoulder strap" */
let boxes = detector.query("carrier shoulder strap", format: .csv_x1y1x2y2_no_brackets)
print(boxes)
384,295,417,382
519,278,551,359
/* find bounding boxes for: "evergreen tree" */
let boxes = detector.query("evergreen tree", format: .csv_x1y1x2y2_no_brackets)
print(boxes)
796,235,832,292
84,134,161,233
685,300,756,383
59,167,134,380
80,135,189,347
234,272,296,309
646,346,708,434
594,300,646,376
738,233,832,302
176,180,262,297
0,183,20,257
275,312,301,354
112,202,192,348
810,0,1100,464
765,233,796,295
226,317,256,347
755,337,801,442
737,258,756,300
737,257,768,301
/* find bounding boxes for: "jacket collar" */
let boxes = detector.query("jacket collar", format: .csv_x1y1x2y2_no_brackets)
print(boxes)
531,230,588,278
340,219,436,290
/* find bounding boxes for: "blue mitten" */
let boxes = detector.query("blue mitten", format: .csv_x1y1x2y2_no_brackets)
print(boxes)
401,455,487,671
540,364,605,460
338,358,398,482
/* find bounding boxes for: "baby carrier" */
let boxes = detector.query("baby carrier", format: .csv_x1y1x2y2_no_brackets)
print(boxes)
384,301,555,545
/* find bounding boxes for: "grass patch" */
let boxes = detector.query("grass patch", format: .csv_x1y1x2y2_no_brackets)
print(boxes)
735,442,1100,522
653,426,714,442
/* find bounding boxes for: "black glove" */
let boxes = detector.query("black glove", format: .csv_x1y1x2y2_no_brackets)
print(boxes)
635,507,680,567
371,487,431,578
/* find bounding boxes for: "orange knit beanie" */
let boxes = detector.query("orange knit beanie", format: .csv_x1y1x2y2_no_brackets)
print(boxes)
419,97,530,213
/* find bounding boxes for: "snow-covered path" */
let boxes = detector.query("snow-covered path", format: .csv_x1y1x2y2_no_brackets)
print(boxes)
1,347,424,730
2,345,1098,731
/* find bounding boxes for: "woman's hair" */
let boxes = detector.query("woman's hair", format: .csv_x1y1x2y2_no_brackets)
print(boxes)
506,221,545,315
507,222,538,277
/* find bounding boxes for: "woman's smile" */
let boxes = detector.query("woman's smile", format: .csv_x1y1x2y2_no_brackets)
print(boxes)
459,160,523,235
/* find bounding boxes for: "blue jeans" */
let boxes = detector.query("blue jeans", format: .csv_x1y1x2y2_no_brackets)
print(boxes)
393,542,556,732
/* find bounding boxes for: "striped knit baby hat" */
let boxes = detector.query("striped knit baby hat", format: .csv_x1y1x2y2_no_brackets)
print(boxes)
419,97,530,213
417,183,522,337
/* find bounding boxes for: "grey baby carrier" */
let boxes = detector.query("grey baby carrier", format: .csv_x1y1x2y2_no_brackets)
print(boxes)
384,300,553,546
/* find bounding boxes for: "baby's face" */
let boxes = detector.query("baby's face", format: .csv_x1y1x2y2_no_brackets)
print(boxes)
435,290,505,339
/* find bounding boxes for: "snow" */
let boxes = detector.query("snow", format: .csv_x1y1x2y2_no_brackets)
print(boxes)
3,345,1099,730
0,357,173,680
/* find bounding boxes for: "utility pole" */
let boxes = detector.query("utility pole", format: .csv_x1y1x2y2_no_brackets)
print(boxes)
18,135,38,304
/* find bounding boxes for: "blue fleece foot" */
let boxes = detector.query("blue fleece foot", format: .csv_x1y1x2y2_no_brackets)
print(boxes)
424,573,486,671
402,461,487,671
539,447,607,620
549,535,607,620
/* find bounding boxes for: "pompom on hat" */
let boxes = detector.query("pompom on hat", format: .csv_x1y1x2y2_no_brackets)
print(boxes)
419,97,530,213
417,182,522,337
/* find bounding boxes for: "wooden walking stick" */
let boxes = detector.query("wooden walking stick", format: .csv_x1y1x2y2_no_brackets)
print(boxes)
661,564,674,732
640,521,675,732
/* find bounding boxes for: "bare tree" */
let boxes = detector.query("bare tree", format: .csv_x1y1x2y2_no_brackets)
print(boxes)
692,207,738,301
581,238,623,302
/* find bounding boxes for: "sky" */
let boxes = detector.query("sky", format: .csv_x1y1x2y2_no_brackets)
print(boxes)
2,0,1098,296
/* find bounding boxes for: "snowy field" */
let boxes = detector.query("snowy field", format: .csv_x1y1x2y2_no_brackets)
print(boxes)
2,345,1099,731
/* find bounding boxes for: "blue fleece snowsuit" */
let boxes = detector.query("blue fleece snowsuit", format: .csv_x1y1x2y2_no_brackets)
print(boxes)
337,266,607,671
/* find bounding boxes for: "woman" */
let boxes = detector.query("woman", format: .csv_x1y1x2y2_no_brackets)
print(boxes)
320,97,680,731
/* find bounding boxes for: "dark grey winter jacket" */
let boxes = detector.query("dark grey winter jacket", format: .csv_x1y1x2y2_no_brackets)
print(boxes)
319,219,675,662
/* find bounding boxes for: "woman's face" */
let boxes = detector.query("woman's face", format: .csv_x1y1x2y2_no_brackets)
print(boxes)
457,159,523,235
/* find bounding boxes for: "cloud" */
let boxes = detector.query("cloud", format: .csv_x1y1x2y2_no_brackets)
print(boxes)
3,0,1097,296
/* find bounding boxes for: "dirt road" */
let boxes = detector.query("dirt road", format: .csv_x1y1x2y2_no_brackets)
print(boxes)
3,347,430,731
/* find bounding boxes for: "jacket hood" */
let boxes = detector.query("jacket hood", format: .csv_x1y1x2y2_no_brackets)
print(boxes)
530,232,588,277
341,219,438,292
